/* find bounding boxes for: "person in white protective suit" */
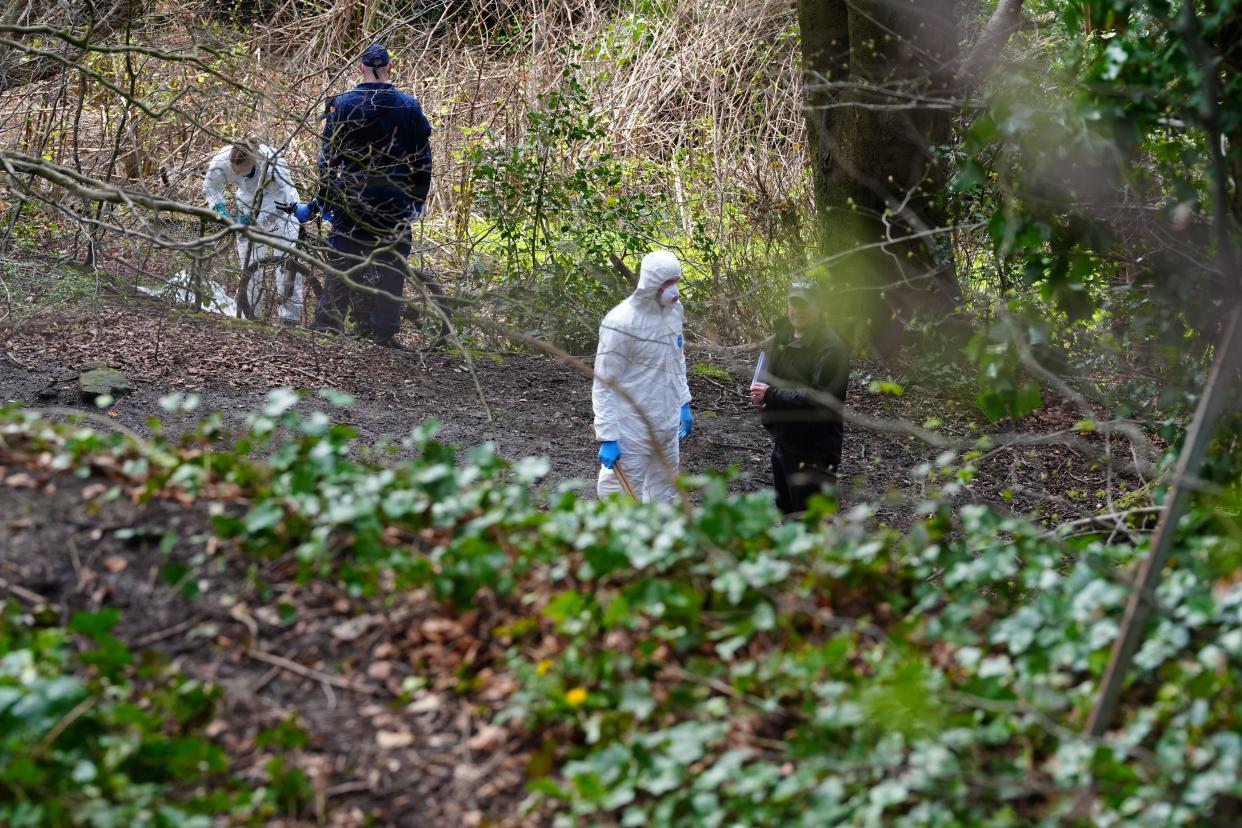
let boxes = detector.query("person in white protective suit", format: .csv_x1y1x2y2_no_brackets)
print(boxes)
593,250,695,502
202,141,303,325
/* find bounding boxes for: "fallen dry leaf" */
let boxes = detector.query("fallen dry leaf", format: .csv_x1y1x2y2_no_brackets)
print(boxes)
420,617,462,642
406,694,442,714
81,483,108,500
466,724,506,752
332,613,382,642
103,556,128,573
376,730,414,750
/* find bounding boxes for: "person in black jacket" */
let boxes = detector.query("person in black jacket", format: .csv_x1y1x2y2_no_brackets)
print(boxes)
309,43,433,348
750,281,850,515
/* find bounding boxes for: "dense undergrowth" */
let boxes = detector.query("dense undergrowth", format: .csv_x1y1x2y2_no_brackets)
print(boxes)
2,392,1240,826
2,0,1229,429
0,0,805,347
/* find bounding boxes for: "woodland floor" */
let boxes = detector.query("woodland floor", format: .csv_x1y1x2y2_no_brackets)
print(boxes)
0,297,1144,825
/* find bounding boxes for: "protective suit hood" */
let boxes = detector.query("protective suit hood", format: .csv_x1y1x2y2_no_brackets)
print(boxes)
201,144,302,323
634,250,681,308
592,250,692,457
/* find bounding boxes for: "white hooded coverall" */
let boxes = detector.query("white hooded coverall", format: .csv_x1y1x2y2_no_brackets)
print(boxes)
592,250,692,502
202,144,303,323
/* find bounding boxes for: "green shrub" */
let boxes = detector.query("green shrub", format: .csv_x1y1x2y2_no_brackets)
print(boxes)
3,395,1239,827
0,604,255,827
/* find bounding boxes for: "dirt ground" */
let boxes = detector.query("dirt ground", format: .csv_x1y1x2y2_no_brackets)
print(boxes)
0,299,1146,824
1,298,1127,520
1,300,777,496
1,470,539,825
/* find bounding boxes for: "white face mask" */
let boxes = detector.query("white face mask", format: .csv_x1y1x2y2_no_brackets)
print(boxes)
658,283,679,307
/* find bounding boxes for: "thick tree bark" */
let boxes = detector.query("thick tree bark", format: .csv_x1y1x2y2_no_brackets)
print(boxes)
797,0,962,354
796,0,849,250
797,0,1030,354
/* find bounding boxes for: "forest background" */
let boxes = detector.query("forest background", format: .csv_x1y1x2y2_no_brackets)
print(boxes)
1,0,1242,825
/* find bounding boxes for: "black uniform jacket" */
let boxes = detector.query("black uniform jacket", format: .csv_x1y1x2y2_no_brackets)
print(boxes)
759,318,849,454
318,82,432,237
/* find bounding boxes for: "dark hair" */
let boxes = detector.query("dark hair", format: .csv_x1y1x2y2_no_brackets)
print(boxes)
228,141,257,165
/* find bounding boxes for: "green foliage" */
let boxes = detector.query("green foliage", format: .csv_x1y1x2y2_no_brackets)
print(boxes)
5,394,1242,825
966,312,1045,421
515,503,1242,827
0,602,258,827
464,52,669,349
690,362,731,382
866,379,905,397
953,0,1242,421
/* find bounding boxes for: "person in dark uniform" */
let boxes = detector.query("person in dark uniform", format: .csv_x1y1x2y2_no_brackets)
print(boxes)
308,42,433,348
749,281,850,515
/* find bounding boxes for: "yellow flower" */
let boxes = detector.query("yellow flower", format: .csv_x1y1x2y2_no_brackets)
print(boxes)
536,659,554,676
565,687,588,707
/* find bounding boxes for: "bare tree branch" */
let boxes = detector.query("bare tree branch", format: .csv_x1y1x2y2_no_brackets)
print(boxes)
958,0,1027,93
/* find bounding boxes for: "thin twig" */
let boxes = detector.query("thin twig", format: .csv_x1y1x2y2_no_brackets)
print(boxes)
1042,507,1163,538
34,696,97,757
0,576,54,607
245,648,382,696
132,615,203,647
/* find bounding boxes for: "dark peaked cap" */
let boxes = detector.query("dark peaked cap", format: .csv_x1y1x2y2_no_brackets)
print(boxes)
360,43,390,67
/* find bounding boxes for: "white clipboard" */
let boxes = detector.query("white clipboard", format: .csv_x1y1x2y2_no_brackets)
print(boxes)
751,351,768,385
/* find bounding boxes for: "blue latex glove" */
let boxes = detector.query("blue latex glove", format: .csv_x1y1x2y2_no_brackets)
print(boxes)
294,201,317,223
212,201,230,219
598,440,621,470
678,403,694,439
236,213,252,226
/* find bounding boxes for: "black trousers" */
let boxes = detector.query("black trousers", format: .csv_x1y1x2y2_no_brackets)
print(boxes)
313,230,411,338
772,440,840,515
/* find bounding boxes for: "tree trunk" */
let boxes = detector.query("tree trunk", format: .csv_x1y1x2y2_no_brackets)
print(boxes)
797,0,962,355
